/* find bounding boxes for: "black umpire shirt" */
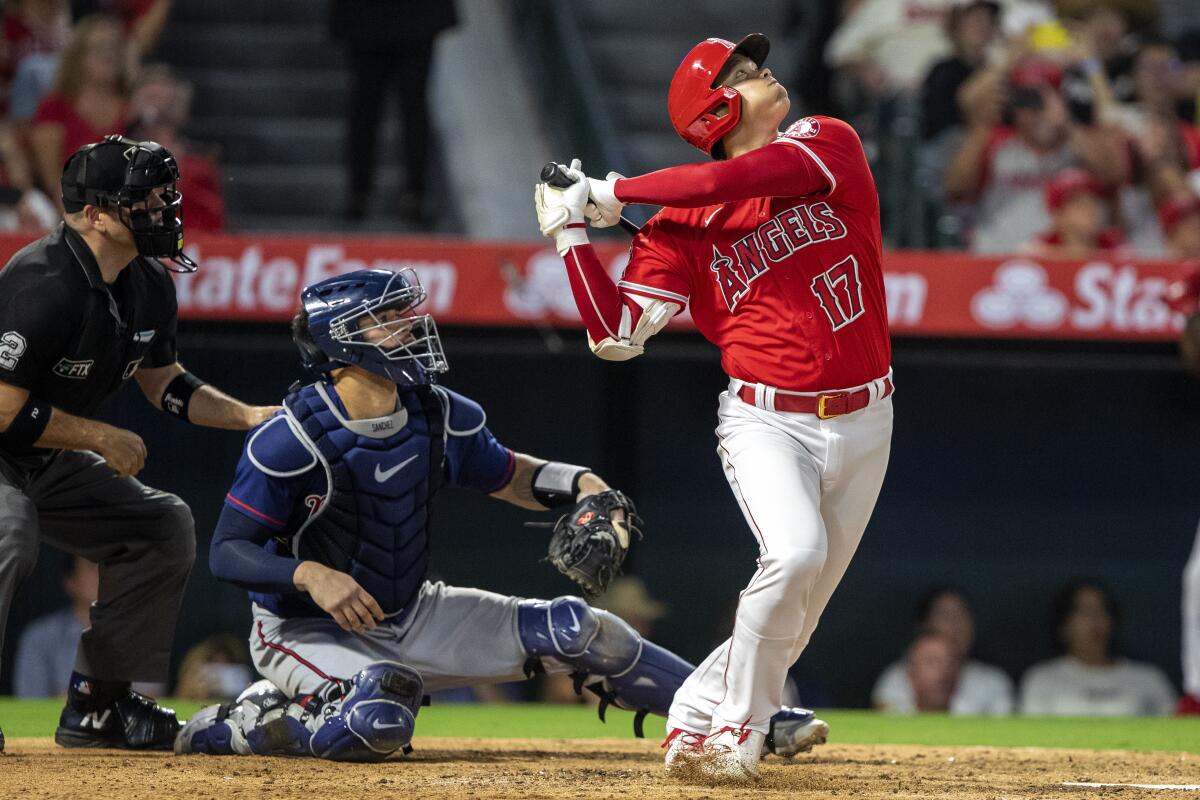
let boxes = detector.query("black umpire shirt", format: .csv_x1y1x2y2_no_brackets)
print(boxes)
0,222,179,470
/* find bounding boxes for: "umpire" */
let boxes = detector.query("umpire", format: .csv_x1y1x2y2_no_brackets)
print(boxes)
0,136,277,751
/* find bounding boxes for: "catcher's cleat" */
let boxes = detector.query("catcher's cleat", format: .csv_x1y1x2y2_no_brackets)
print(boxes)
56,690,179,750
662,727,705,775
698,726,764,782
765,707,829,758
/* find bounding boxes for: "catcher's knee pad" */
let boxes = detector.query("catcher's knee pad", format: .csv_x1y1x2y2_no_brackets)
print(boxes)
519,596,635,672
310,661,423,762
518,596,695,735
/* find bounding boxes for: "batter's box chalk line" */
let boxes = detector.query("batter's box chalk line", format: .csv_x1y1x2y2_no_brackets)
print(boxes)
1063,783,1200,791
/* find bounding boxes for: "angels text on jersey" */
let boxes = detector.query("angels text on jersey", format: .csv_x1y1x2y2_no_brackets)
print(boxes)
707,200,849,315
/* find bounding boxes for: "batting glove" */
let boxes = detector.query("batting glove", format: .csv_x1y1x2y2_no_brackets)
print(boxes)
534,158,591,255
586,172,626,229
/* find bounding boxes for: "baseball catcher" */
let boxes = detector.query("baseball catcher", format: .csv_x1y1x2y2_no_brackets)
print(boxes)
173,268,831,762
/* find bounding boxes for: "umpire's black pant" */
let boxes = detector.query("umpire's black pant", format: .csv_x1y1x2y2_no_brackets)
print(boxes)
0,450,195,685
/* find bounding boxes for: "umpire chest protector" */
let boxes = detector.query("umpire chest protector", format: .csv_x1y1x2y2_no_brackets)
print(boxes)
283,381,445,616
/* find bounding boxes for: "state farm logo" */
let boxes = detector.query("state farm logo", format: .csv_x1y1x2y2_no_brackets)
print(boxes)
971,261,1068,329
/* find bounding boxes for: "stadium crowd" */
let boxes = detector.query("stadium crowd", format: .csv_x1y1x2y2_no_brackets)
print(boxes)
810,0,1200,256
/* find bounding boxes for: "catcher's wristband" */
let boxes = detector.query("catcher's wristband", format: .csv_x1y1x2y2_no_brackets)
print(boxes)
531,461,589,508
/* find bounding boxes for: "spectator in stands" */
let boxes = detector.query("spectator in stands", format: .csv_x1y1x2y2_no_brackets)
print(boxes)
13,556,164,697
1024,168,1124,258
174,634,253,701
945,56,1125,253
0,121,56,232
1094,37,1200,255
70,0,173,60
2,0,70,118
1057,0,1159,107
884,631,963,712
29,14,132,210
825,0,958,100
873,586,1014,714
1019,579,1177,716
329,0,457,227
126,64,223,231
1160,193,1200,259
921,0,1003,143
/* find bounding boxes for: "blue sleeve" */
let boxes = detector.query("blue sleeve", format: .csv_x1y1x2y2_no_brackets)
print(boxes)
223,413,317,531
210,505,303,594
439,388,516,492
213,413,320,593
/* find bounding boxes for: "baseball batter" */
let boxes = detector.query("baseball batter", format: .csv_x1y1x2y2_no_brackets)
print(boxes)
534,33,893,780
174,268,825,762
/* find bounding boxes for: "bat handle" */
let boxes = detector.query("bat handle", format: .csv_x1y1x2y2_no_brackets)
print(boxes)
540,162,578,189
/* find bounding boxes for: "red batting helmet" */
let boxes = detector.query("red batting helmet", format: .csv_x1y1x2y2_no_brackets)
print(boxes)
668,33,770,157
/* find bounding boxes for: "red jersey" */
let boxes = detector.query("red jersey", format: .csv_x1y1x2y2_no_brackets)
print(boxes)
33,93,128,164
618,116,891,391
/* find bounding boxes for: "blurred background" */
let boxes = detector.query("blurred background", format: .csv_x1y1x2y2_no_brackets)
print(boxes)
0,0,1198,715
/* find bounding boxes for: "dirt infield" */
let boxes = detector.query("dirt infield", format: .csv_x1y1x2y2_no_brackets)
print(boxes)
4,737,1199,800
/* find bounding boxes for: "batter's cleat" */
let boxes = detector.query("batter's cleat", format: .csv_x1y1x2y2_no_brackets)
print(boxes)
698,726,764,783
662,728,706,775
765,706,829,758
56,690,180,750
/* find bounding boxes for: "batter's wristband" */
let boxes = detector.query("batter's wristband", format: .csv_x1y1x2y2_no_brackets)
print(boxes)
1,394,51,447
531,462,589,508
162,372,206,422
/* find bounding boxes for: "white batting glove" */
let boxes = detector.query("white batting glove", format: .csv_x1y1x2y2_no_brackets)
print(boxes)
586,172,626,229
534,158,591,255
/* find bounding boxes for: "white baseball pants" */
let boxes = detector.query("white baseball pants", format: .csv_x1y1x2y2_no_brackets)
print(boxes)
669,376,893,734
1183,520,1200,696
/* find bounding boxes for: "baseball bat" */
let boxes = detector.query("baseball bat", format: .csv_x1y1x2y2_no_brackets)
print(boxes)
539,162,641,236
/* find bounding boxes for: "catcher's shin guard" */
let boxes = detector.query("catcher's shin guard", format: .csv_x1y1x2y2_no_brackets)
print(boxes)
310,661,423,762
175,679,310,757
518,596,695,735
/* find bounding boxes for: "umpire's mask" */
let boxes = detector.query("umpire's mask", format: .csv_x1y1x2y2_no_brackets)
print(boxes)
61,135,199,273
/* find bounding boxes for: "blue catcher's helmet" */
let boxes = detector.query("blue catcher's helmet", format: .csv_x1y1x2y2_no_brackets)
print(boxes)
296,268,449,387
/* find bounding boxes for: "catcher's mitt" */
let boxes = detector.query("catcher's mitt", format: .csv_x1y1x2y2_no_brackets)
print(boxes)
540,490,642,597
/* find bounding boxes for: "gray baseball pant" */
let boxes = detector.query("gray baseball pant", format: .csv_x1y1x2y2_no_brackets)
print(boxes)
0,450,195,684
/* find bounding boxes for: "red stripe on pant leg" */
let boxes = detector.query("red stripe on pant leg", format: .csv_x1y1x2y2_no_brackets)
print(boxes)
256,620,336,682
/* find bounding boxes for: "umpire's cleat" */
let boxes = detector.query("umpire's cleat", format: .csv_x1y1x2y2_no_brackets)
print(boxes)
0,724,5,752
765,707,829,758
56,691,180,750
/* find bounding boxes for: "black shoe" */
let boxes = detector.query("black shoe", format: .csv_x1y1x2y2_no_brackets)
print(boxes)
56,689,179,750
1,724,5,752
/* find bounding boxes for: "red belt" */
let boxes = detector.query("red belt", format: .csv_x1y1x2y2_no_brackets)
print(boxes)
737,377,893,418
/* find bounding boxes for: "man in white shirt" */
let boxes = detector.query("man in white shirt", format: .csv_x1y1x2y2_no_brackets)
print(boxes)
1019,580,1176,716
873,587,1014,714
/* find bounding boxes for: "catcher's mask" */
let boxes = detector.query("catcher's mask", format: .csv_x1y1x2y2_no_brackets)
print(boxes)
60,134,198,273
297,268,449,387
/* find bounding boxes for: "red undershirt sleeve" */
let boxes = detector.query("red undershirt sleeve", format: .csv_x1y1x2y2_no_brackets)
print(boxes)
561,239,625,344
613,142,828,208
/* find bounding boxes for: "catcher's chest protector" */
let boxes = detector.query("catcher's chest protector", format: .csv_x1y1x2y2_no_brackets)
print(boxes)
283,382,446,616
